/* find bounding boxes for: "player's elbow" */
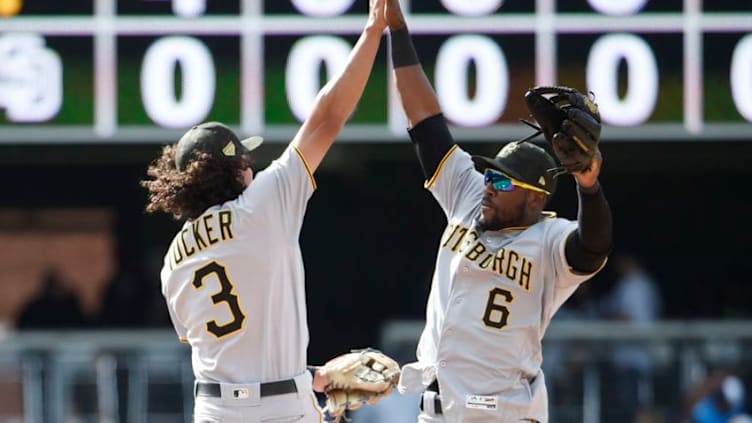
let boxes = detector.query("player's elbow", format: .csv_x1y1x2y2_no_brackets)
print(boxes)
307,93,353,133
565,231,610,274
312,117,348,143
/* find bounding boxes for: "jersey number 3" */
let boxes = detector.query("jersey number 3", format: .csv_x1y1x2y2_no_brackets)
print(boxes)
482,287,514,330
192,261,246,338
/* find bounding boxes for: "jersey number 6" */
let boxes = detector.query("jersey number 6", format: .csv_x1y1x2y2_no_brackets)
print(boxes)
482,287,514,330
192,261,246,338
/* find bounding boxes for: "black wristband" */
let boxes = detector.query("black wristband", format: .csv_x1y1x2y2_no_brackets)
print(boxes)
389,27,420,68
577,181,601,195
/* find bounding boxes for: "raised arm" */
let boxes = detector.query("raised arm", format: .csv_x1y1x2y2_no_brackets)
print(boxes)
565,151,613,273
385,0,439,126
291,0,386,173
385,0,454,179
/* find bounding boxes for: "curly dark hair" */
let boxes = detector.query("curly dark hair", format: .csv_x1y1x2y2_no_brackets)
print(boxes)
141,145,250,220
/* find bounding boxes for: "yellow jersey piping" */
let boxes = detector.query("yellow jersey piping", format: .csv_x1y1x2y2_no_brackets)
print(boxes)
293,146,317,191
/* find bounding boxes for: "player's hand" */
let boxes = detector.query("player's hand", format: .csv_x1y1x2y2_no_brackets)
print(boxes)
367,0,387,32
385,0,407,30
572,149,602,189
312,367,331,393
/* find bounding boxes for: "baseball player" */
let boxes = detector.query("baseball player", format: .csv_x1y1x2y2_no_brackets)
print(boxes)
384,1,613,422
140,1,388,421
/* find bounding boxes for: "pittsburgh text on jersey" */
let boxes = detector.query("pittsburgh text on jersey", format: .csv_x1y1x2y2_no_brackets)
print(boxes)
166,210,234,270
441,223,533,291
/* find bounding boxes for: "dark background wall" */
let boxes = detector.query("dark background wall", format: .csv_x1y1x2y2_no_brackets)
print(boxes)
2,139,751,362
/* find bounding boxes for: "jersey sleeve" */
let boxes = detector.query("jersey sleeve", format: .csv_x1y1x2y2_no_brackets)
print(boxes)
425,145,484,219
235,145,316,239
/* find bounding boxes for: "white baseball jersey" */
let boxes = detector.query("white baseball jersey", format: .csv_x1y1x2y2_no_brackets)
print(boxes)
399,146,603,423
160,145,316,384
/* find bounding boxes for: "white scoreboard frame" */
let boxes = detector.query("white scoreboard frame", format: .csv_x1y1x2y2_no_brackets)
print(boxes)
0,0,751,143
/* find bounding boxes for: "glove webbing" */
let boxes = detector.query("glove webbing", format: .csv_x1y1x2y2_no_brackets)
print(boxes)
519,119,569,178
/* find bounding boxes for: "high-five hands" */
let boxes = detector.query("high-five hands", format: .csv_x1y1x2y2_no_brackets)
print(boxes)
367,0,387,32
385,0,407,30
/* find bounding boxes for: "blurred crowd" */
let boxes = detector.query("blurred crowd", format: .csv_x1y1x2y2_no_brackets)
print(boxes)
11,247,169,331
544,253,751,423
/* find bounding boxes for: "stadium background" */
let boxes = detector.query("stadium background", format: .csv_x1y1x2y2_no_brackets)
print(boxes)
1,0,751,422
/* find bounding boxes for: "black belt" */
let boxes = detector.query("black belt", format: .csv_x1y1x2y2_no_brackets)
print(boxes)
195,379,297,398
419,380,442,415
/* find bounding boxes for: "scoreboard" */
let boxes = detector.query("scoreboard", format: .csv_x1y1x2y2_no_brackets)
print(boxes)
0,0,751,144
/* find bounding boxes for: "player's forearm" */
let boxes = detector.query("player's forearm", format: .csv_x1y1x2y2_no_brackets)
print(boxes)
312,26,383,125
565,182,613,272
292,26,383,170
389,24,452,178
389,27,442,127
577,182,612,253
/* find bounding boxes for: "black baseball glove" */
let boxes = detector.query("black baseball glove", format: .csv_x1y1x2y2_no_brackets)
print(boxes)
523,86,601,174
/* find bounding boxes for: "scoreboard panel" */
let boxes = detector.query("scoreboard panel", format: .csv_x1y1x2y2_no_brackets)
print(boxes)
0,0,750,143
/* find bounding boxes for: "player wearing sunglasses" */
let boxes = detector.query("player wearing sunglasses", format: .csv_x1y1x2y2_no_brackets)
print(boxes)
384,0,612,421
472,140,561,233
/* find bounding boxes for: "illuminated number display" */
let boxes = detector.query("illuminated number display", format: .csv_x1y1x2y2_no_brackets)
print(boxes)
0,0,750,142
192,261,246,339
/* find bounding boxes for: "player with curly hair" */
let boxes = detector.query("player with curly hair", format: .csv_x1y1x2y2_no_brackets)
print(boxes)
141,1,391,421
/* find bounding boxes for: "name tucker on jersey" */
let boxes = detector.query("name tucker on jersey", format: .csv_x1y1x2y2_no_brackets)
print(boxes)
442,223,533,291
166,210,234,270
